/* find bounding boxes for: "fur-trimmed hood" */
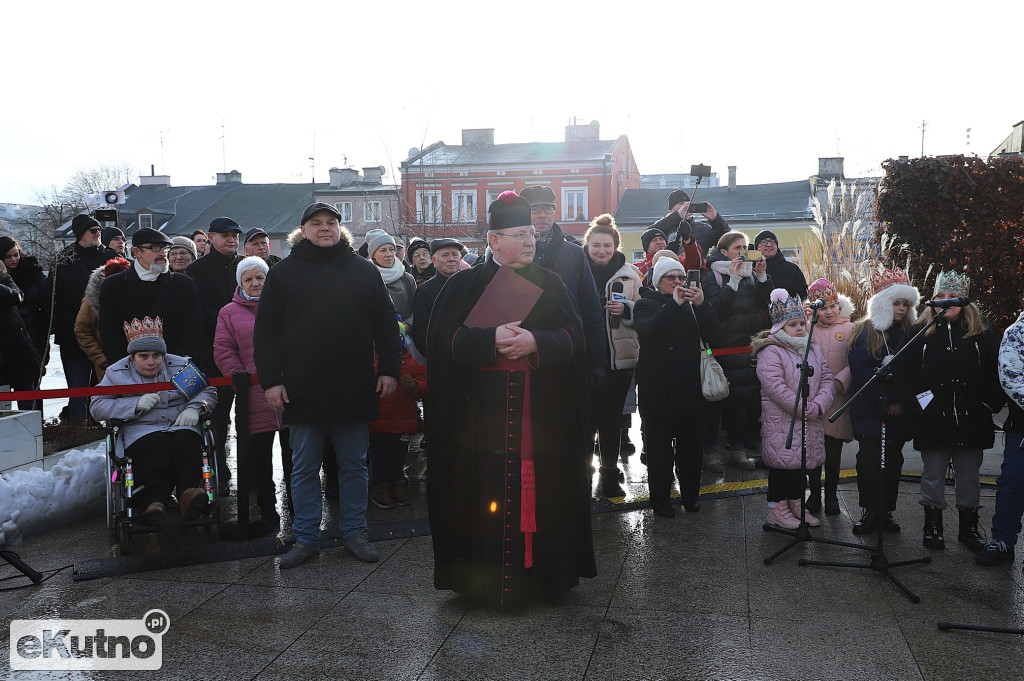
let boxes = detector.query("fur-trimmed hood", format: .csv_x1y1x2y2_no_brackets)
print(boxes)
83,265,105,313
751,329,792,359
287,226,353,248
868,282,919,332
838,293,855,319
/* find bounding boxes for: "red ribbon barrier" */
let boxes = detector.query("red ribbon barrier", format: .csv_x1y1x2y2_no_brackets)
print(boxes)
2,374,260,402
710,346,753,357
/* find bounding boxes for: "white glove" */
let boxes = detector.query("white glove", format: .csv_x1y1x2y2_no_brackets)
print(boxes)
136,393,160,413
173,407,200,427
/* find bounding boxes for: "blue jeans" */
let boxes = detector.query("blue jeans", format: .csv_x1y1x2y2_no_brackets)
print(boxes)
992,433,1024,546
288,422,369,545
60,343,93,420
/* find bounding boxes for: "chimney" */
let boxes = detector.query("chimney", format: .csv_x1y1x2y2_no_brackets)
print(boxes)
461,129,495,145
817,157,844,179
362,166,384,184
216,169,242,184
898,155,909,162
565,120,600,142
329,167,360,188
728,166,737,191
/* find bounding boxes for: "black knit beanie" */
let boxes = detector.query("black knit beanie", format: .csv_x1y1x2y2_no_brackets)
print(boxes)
753,230,778,248
641,228,668,253
71,214,101,240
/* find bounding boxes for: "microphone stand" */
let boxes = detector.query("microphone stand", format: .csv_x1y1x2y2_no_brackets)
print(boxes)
763,306,867,562
798,308,950,603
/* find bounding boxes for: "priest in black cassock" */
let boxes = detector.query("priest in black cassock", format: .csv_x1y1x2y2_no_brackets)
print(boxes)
425,191,596,607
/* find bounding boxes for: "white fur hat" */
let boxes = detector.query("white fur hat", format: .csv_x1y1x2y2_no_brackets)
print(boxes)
868,281,919,331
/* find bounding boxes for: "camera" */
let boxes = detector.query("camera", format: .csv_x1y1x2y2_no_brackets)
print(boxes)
687,201,708,213
740,248,763,262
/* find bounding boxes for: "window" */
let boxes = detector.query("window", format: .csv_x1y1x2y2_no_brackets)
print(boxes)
364,201,382,223
451,190,477,223
416,190,442,223
138,214,152,230
334,202,353,222
562,188,588,221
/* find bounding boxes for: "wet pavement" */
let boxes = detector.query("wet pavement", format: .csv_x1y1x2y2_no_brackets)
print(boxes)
3,423,1024,680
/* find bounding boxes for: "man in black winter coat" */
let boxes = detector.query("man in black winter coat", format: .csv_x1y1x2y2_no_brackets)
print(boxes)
410,238,463,357
0,261,42,410
754,230,807,300
186,216,244,487
98,228,203,365
46,213,107,419
520,185,608,376
254,202,401,570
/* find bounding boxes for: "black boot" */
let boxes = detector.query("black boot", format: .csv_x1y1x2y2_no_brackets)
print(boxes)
852,509,878,535
598,466,626,498
923,505,945,550
805,467,823,514
958,507,986,552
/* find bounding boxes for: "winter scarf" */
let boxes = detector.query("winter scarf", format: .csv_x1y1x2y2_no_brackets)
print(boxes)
586,251,626,292
376,259,406,285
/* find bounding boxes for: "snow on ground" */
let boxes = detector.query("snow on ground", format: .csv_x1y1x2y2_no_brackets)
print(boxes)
0,444,106,545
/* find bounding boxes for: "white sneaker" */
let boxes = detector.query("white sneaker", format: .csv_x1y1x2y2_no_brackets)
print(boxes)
725,448,755,471
703,451,725,474
766,502,800,529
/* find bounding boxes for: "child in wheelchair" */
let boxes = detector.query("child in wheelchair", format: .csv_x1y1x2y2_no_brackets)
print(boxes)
90,329,218,527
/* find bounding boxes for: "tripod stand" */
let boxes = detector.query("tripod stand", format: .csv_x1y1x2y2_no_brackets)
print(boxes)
763,306,867,563
799,309,949,603
0,550,44,584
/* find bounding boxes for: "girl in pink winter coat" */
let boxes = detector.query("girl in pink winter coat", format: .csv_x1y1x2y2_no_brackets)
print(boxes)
805,278,855,516
753,289,835,529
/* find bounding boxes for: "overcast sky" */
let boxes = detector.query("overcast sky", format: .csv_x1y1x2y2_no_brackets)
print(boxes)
2,1,1021,205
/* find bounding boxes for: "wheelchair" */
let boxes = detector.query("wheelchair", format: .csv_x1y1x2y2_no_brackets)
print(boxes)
105,416,221,556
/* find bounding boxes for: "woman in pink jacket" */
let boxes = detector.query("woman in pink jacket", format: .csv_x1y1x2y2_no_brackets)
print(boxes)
214,256,290,525
753,288,835,529
805,278,854,516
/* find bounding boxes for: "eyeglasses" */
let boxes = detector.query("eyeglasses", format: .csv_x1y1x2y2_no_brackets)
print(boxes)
661,274,687,281
493,230,537,243
530,206,555,215
88,227,102,234
758,239,778,247
137,244,168,253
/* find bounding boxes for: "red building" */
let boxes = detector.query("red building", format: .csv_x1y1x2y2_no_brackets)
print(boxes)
399,122,640,250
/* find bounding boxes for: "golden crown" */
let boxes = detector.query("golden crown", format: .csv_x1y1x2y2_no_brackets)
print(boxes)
870,267,911,294
123,316,164,345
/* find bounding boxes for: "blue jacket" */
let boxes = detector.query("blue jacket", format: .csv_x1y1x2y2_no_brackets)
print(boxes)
533,222,608,368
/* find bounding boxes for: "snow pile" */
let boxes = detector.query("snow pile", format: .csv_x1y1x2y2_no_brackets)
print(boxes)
0,444,107,545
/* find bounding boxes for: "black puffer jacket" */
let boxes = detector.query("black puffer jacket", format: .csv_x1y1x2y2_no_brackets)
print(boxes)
700,248,774,401
893,316,1004,450
185,247,242,374
0,268,41,390
46,242,106,346
8,253,50,361
764,251,807,300
253,233,402,425
633,289,722,420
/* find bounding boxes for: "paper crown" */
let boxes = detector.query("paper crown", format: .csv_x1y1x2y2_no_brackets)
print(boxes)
769,288,805,331
871,266,911,294
123,316,164,345
934,270,970,298
807,278,839,307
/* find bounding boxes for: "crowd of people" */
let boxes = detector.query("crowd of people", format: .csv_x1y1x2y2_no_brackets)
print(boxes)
1,184,1023,606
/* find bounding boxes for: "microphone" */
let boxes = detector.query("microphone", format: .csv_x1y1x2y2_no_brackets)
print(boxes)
926,297,970,309
609,281,624,328
808,299,826,310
